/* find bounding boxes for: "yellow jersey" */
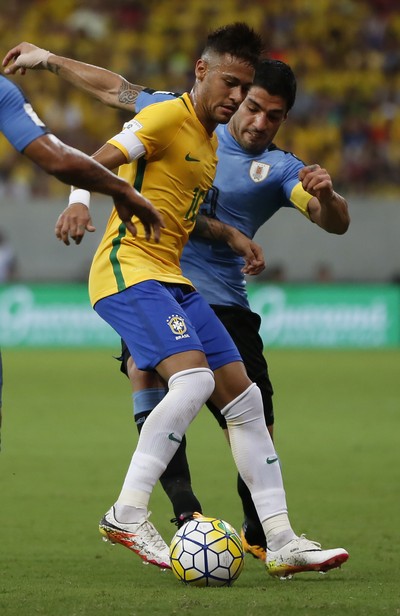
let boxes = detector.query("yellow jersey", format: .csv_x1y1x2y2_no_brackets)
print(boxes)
89,93,218,306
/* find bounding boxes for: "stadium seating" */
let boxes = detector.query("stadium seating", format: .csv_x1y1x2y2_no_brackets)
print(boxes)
1,0,399,196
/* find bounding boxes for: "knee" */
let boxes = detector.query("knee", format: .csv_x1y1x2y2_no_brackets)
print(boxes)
221,383,264,425
169,367,215,408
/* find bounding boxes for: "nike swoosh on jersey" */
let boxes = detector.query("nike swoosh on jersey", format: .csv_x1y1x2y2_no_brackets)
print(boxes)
266,456,278,464
185,152,200,162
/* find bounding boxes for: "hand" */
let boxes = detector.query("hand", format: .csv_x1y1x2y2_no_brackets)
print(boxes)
113,185,165,243
241,241,265,276
55,203,96,246
227,230,265,275
2,42,50,75
298,164,334,203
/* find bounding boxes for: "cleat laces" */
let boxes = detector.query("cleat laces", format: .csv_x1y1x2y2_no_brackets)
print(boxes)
295,534,322,552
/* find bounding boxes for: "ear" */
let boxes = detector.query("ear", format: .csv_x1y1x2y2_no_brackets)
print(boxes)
195,58,208,81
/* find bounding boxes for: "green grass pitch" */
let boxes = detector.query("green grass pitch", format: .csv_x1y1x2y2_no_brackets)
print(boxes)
1,348,399,616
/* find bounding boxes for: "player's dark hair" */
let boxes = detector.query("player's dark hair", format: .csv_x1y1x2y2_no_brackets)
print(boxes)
253,59,297,111
203,22,264,67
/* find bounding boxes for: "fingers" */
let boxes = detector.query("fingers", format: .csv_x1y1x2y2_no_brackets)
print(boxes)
124,217,165,243
244,261,265,275
140,207,164,243
298,164,321,184
55,215,70,246
54,205,95,246
299,164,319,175
241,244,265,276
242,261,265,275
249,242,264,263
122,208,164,243
299,164,333,194
3,60,25,76
2,43,50,73
152,222,162,244
143,222,151,242
151,213,165,243
55,221,95,245
125,220,137,239
2,46,20,68
2,45,26,74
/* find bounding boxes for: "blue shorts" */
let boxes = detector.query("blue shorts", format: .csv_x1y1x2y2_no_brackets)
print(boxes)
94,281,242,371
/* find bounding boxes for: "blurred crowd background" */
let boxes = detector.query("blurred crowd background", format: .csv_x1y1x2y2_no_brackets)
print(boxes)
1,0,400,200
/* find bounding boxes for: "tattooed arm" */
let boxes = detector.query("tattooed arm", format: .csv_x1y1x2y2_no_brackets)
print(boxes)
193,215,265,275
3,42,144,112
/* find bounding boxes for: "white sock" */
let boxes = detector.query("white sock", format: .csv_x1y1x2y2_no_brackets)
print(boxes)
222,384,292,532
114,503,147,524
116,367,214,516
263,512,296,551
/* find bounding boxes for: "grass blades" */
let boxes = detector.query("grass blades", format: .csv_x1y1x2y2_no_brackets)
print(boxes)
1,348,399,615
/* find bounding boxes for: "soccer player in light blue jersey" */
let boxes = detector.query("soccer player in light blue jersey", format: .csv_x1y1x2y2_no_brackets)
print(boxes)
0,74,163,449
4,44,350,571
0,75,162,238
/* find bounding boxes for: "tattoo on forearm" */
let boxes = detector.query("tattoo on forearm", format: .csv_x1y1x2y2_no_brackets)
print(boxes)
194,216,209,237
194,215,227,240
118,80,142,106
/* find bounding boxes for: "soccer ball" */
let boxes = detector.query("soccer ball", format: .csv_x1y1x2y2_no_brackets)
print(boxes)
169,515,244,587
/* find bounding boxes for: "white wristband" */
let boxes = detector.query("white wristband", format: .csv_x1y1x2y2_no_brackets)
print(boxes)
68,188,91,208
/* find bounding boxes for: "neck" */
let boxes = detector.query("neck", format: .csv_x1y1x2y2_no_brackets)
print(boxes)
227,120,236,139
189,89,216,136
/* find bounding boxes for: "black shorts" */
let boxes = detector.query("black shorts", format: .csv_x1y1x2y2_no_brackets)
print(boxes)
206,305,274,429
118,305,274,429
118,341,131,377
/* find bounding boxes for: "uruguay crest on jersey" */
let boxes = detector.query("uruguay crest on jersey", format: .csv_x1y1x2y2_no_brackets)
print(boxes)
249,161,270,183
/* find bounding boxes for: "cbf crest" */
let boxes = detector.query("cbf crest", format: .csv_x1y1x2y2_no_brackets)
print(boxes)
167,314,190,340
249,161,270,183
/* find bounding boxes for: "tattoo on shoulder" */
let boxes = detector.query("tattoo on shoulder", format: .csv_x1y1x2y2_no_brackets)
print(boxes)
118,80,144,106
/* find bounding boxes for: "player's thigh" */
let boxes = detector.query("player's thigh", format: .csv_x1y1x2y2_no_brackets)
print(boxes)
181,291,242,372
95,281,206,372
211,360,253,410
118,338,165,391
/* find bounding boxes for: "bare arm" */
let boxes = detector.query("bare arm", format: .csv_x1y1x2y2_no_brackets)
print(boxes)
24,134,125,189
193,214,265,275
25,135,163,244
300,165,350,234
2,42,143,112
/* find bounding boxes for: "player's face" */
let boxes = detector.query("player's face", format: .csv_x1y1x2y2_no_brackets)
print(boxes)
194,54,255,130
228,86,288,153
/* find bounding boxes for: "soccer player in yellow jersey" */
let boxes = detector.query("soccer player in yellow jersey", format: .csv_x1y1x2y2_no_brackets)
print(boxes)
4,24,349,577
87,91,218,303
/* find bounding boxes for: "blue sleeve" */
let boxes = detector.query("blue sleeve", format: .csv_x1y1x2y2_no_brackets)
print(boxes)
0,76,48,152
136,88,180,112
281,152,306,203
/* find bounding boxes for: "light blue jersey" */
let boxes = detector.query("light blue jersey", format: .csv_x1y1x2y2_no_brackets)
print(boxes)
0,76,48,410
0,75,48,152
136,89,311,309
